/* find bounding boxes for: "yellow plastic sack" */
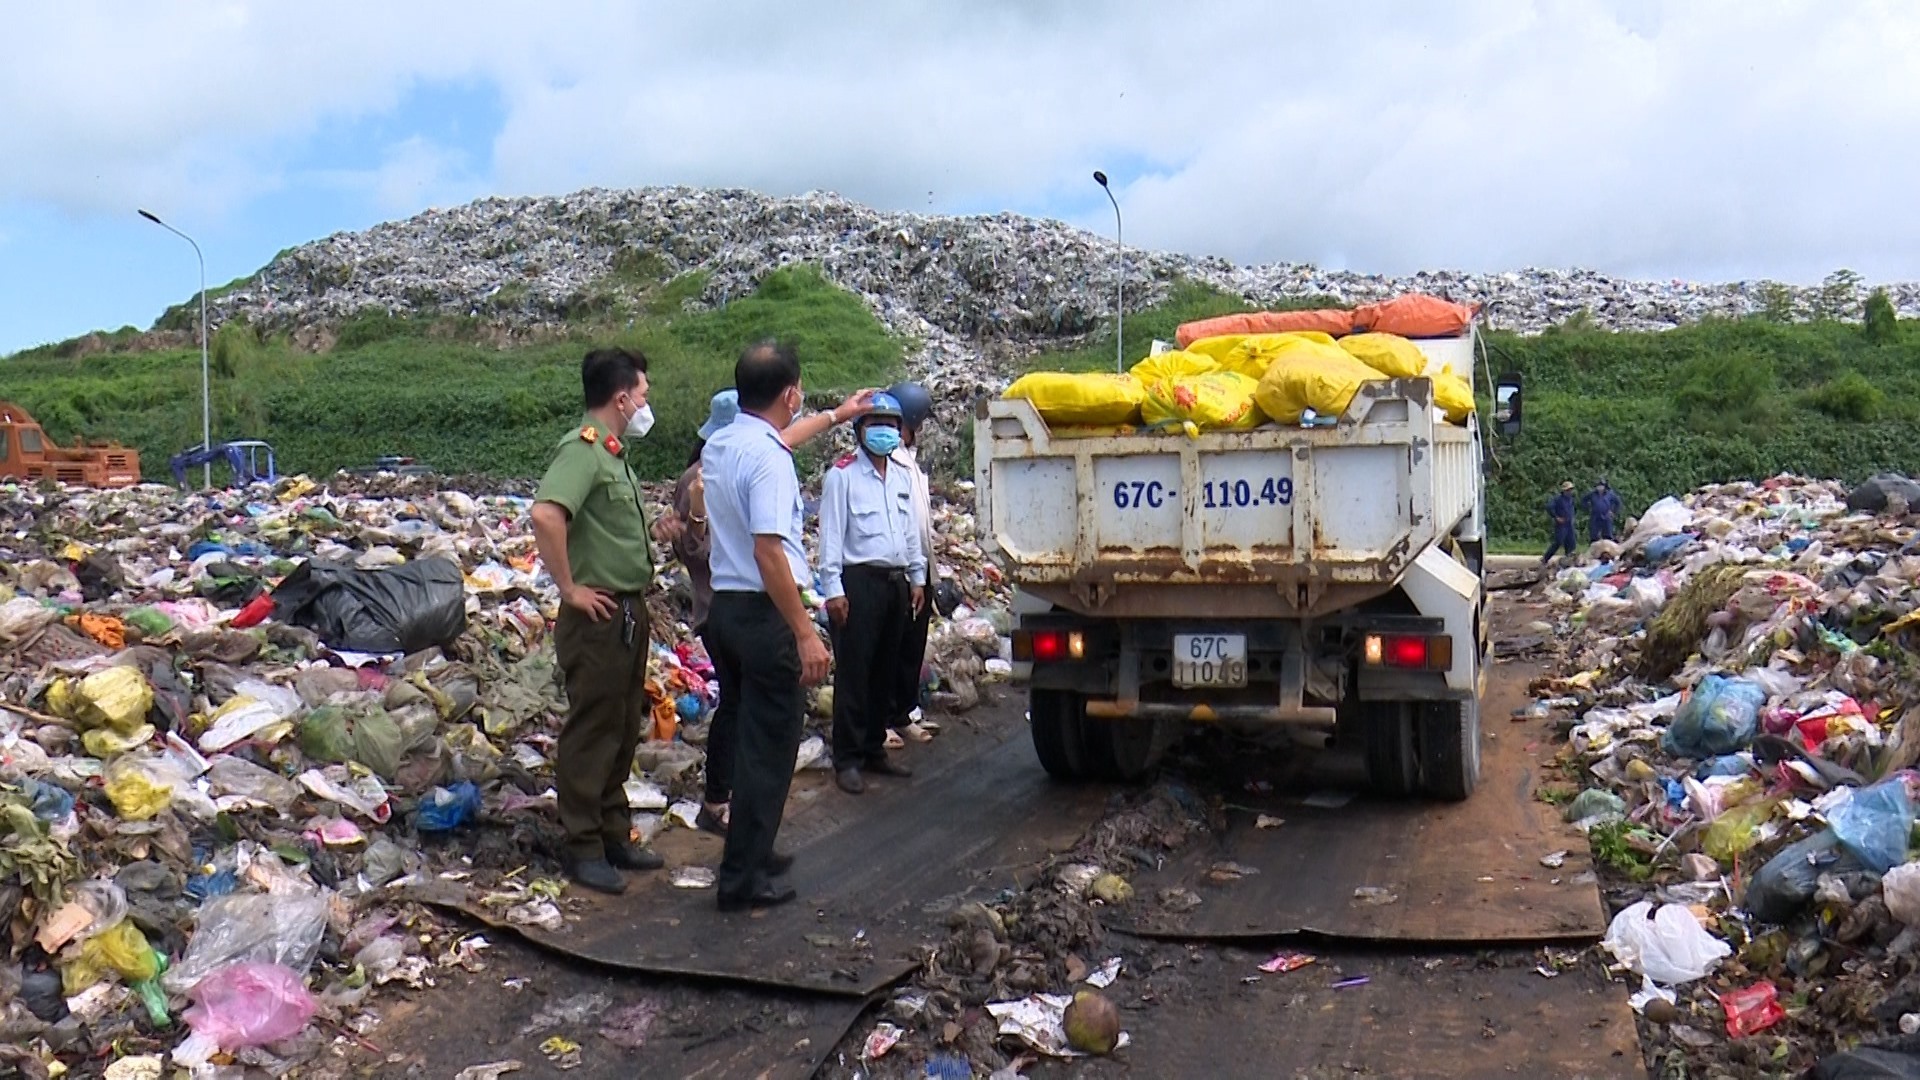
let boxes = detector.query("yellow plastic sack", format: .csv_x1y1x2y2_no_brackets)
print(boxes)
1252,338,1389,424
1002,372,1147,426
1338,332,1429,379
1128,350,1217,385
1214,332,1341,381
105,760,173,821
1703,799,1776,864
61,920,161,994
1141,371,1265,432
51,667,154,734
83,724,156,757
1433,365,1475,424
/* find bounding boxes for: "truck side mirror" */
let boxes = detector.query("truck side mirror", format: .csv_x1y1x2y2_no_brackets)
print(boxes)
1493,374,1523,438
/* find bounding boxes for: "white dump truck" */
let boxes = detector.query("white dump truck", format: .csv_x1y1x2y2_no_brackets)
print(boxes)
975,331,1491,799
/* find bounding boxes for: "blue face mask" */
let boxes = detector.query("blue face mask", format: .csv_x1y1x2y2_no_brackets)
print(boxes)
861,426,902,456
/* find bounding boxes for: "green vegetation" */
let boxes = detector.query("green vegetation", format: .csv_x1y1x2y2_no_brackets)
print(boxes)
3,264,904,484
1025,279,1920,545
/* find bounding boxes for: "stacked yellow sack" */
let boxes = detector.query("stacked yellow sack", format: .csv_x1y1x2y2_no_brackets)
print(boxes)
1253,337,1389,424
1338,333,1429,378
1130,351,1265,433
1190,332,1340,381
1002,372,1147,425
1433,365,1475,424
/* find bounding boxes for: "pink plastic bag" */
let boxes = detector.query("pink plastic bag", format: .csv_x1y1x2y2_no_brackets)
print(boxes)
184,963,317,1048
1718,980,1784,1038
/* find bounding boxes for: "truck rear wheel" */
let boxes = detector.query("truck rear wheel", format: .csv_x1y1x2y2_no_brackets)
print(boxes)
1417,698,1481,801
1361,701,1419,797
1084,716,1163,783
1029,689,1089,781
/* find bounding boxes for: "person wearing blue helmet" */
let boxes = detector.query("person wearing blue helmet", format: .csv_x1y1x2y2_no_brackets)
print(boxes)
819,391,926,794
882,381,939,745
654,383,878,837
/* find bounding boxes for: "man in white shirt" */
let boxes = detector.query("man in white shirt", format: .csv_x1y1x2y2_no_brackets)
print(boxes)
885,381,938,744
820,393,927,794
702,340,837,912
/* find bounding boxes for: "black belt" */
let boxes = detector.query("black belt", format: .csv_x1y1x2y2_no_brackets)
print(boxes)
846,563,909,582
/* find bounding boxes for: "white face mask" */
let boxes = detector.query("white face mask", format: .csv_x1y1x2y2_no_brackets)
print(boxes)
625,402,654,438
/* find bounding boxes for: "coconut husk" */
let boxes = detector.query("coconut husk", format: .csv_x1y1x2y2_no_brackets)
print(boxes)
1636,563,1750,682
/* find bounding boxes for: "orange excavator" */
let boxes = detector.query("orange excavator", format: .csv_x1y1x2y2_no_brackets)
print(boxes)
0,401,141,487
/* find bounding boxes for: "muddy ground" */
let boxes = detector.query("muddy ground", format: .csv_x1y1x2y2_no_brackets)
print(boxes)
303,594,1652,1080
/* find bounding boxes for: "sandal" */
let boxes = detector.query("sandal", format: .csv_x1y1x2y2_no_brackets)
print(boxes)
884,730,906,751
904,722,935,742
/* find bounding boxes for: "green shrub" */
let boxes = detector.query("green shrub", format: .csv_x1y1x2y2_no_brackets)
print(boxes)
1669,351,1776,434
1803,371,1885,421
1865,289,1898,344
333,309,419,351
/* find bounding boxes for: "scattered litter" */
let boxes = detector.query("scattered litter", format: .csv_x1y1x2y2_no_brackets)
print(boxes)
671,866,716,889
1352,886,1400,906
1259,951,1316,974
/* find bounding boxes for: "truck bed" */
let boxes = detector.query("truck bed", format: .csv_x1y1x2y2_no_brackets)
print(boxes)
975,376,1481,620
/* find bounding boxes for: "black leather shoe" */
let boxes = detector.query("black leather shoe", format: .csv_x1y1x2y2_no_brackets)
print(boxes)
695,804,729,837
605,838,664,871
836,766,866,795
767,850,795,876
865,755,913,778
567,857,627,895
717,883,798,913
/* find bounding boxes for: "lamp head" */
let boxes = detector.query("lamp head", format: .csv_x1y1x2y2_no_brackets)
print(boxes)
1092,171,1108,187
138,209,162,224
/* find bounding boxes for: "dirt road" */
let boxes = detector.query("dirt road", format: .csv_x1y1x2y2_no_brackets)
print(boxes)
318,595,1644,1080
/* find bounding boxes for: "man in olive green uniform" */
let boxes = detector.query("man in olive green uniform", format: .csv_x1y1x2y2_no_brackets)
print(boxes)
530,346,664,894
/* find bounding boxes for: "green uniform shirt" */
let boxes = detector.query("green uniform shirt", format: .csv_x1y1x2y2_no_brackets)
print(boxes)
535,416,654,594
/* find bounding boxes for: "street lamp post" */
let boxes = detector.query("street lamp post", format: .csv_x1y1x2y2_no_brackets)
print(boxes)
138,209,211,488
1093,171,1123,373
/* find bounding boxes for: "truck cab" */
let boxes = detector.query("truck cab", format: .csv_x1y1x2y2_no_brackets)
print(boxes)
975,332,1487,799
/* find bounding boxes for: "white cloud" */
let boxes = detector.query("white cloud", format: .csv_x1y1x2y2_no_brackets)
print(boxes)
10,0,1920,282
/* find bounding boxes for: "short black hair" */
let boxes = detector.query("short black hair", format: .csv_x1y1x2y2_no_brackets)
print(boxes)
581,347,649,409
735,339,800,412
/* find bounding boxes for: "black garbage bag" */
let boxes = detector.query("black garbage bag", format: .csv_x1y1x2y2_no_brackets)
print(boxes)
270,558,467,655
1816,1034,1920,1080
1848,474,1920,514
1743,828,1867,924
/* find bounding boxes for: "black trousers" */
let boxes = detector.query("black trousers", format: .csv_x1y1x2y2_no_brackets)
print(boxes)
708,591,803,900
830,564,911,767
889,596,933,730
553,594,650,862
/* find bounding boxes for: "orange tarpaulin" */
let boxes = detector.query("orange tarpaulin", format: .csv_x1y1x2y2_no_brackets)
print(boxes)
1350,294,1478,338
1174,309,1354,348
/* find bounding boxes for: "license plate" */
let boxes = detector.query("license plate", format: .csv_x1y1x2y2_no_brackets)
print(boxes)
1172,634,1247,689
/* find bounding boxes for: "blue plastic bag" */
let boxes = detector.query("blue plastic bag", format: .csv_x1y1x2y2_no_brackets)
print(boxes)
22,778,75,822
1644,534,1693,564
417,781,481,832
1695,754,1754,780
1663,676,1766,758
1830,780,1914,873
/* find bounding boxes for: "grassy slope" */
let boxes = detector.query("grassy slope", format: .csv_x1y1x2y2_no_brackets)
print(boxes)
3,266,905,484
1025,283,1920,545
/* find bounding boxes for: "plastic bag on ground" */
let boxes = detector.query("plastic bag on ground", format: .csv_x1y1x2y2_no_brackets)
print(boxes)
1744,829,1864,924
1816,1038,1920,1080
1663,676,1766,757
1601,900,1730,984
61,919,163,994
1338,332,1430,378
1002,372,1147,426
1174,308,1353,348
268,557,468,655
50,666,153,734
1830,780,1915,873
1624,497,1695,551
1885,862,1920,926
183,962,317,1050
205,756,300,813
105,756,177,821
1140,371,1264,432
1564,788,1627,824
197,696,290,752
164,892,329,993
1252,337,1389,424
417,781,481,832
1703,800,1777,864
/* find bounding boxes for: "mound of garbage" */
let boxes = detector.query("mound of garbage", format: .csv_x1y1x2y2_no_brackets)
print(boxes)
0,472,1013,1074
1528,473,1920,1075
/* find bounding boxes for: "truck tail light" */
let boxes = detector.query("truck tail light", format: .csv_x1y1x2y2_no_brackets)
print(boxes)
1363,634,1452,671
1014,629,1085,663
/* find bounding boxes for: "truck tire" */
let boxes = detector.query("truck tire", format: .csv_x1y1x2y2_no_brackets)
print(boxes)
1418,698,1482,801
1084,717,1162,783
1029,689,1089,781
1362,701,1419,797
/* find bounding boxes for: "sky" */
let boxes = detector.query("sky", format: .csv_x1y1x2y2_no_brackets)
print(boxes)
6,0,1920,354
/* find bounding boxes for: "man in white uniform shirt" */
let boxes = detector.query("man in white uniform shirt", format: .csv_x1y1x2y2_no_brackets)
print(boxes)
701,340,835,912
819,393,926,794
